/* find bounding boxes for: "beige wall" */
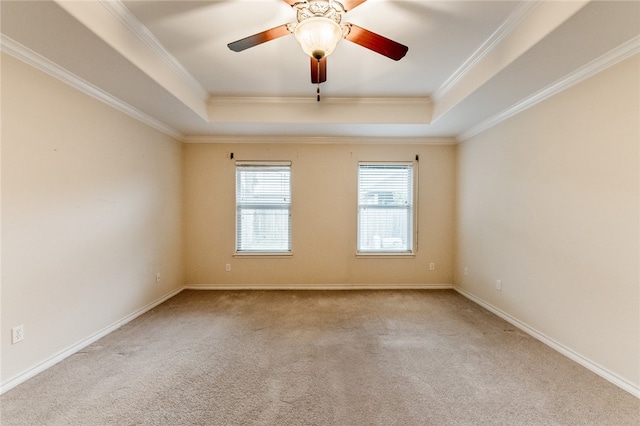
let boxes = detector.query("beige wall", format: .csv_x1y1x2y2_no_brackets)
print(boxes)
456,55,640,389
184,143,456,287
1,54,184,385
2,42,637,397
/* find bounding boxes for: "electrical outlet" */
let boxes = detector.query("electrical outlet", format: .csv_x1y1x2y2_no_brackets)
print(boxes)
429,263,435,271
156,273,161,284
464,267,469,276
496,280,502,291
225,264,231,272
12,325,24,344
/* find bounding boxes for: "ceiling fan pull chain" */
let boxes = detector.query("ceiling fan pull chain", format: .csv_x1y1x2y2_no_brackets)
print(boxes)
316,59,321,102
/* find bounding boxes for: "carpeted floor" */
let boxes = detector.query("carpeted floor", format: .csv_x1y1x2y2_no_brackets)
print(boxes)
1,290,638,425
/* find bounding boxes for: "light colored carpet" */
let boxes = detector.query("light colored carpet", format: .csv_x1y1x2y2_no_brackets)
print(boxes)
1,290,638,425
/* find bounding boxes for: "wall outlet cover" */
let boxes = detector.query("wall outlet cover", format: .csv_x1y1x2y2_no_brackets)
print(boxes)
12,325,24,344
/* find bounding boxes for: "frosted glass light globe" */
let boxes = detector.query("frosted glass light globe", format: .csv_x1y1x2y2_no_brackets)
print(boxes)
294,17,342,60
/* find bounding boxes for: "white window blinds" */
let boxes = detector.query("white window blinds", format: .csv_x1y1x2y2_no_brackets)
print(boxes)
357,163,414,253
236,162,291,253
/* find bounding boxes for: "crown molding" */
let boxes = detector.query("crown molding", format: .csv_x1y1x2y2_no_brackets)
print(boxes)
433,0,543,101
459,35,640,141
53,0,208,120
209,96,432,106
208,96,433,125
432,0,589,121
181,134,457,145
1,35,183,140
99,0,209,102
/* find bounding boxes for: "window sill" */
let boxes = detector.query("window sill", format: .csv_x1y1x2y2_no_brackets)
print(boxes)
356,252,415,258
234,252,292,258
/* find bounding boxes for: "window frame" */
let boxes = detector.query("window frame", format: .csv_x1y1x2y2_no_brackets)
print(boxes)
235,161,292,256
356,161,417,257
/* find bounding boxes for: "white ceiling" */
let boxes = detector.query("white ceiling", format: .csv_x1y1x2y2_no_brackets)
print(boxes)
1,0,639,141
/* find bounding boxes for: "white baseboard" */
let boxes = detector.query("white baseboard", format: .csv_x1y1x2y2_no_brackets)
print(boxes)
1,284,449,395
184,283,454,291
8,284,635,400
453,286,640,399
0,287,184,395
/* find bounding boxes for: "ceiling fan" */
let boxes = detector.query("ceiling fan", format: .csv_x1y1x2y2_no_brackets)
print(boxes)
227,0,409,101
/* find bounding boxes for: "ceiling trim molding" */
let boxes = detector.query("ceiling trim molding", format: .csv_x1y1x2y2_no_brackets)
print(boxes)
99,0,209,102
458,36,640,141
53,0,209,120
431,0,590,121
181,135,457,145
208,96,433,124
433,0,543,101
209,96,432,106
0,35,183,140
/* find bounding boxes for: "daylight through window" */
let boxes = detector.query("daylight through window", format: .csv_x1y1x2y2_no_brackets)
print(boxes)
357,163,414,254
236,162,291,253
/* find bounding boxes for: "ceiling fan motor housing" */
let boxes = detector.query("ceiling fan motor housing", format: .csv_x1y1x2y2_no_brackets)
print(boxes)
295,1,345,25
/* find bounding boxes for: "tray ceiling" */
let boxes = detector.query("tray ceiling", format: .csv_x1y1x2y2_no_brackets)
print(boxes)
1,0,638,141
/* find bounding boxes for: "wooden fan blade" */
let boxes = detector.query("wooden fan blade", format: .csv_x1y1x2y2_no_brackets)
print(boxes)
344,23,408,61
343,0,368,11
227,24,291,52
311,57,327,84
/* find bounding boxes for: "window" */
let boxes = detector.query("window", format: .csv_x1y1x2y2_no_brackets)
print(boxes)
236,162,291,254
357,163,414,254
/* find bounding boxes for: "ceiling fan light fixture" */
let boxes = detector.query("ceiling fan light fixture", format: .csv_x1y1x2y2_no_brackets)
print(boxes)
294,17,343,60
